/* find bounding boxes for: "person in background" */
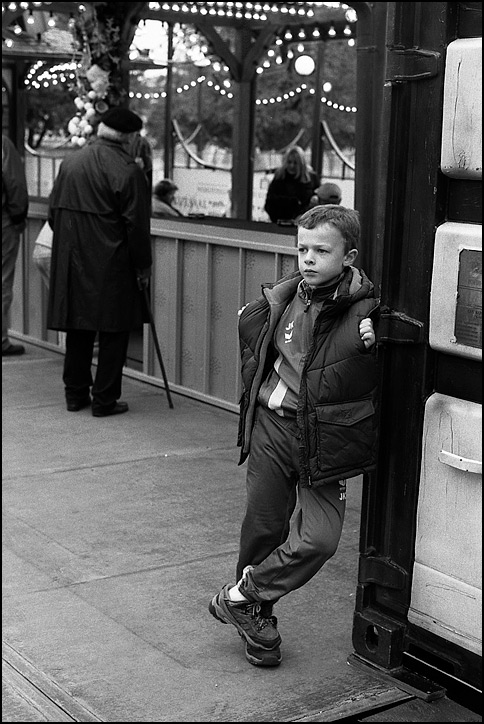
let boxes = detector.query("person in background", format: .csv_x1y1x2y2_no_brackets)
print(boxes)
2,134,29,357
47,107,152,417
209,205,378,668
264,145,319,224
310,181,342,208
152,179,184,218
125,130,153,192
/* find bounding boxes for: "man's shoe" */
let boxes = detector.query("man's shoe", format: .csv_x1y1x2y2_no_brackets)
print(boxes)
209,584,281,651
245,641,282,667
66,396,91,412
2,343,25,356
92,401,129,417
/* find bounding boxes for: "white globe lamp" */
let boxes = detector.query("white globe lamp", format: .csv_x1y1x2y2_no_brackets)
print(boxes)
294,54,316,76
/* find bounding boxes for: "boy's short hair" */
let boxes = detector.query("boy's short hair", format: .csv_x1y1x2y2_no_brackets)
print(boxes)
297,205,360,254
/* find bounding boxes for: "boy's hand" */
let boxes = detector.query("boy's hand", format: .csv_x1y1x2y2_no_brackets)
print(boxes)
359,318,376,349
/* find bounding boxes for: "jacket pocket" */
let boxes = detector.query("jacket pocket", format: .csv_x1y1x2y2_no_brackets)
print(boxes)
315,398,376,473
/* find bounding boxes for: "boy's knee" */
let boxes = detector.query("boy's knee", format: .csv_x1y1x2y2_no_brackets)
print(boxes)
317,535,339,561
301,528,340,564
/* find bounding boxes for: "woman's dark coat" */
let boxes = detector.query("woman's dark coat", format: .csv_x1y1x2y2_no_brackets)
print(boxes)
47,137,152,332
264,170,319,223
237,268,380,487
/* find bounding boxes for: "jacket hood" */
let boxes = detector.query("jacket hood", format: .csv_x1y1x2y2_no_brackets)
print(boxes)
318,266,375,318
338,265,374,299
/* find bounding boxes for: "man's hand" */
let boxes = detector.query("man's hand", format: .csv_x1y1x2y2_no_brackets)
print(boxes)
137,267,151,290
359,318,376,349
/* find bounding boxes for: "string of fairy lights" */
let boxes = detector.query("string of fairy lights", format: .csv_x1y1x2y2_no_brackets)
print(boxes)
8,2,357,113
147,2,327,20
24,60,357,113
3,2,354,27
3,2,341,21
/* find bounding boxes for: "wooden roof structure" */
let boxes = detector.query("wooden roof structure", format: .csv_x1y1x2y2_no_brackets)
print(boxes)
3,2,384,225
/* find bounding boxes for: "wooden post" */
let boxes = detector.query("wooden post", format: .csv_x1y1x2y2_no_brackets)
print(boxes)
231,28,256,221
311,42,325,178
164,22,174,180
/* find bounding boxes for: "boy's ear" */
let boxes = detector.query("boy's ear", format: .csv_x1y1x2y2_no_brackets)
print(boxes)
344,248,358,266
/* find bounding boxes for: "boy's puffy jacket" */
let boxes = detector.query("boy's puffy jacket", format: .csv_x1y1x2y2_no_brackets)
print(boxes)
237,267,380,487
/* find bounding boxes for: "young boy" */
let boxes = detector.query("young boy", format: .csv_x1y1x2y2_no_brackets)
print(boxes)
209,205,379,667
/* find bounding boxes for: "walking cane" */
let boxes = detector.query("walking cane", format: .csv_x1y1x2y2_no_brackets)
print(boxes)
141,284,174,409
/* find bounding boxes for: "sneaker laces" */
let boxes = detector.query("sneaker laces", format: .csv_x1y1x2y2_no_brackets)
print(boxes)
246,603,277,632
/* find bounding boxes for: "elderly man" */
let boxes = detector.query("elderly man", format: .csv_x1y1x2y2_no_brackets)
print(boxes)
47,108,153,417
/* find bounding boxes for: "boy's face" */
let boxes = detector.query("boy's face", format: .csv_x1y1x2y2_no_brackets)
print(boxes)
297,223,358,288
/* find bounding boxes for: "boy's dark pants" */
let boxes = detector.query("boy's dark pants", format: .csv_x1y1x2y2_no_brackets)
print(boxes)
63,329,130,410
237,405,346,605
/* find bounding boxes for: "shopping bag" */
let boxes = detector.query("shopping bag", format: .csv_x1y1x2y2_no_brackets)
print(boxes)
34,220,53,249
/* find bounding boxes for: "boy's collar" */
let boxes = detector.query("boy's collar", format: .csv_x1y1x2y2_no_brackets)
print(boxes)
299,269,348,301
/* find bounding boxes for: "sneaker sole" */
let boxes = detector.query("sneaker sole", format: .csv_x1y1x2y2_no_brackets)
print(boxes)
208,587,281,651
245,644,282,667
208,600,229,624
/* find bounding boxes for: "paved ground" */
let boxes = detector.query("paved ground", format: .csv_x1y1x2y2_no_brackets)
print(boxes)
2,342,477,722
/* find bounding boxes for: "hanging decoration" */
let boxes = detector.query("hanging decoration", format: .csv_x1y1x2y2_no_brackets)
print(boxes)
66,5,127,145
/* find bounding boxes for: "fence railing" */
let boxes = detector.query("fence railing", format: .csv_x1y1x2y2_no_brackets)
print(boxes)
25,139,355,218
11,203,297,412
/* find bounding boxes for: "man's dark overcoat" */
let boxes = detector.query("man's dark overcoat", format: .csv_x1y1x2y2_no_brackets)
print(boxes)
47,136,152,332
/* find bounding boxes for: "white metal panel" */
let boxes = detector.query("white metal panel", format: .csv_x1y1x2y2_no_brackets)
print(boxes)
409,393,482,655
429,222,482,360
441,37,482,179
409,564,482,656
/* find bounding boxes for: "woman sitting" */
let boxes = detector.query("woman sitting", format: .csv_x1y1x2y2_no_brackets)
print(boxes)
264,146,319,224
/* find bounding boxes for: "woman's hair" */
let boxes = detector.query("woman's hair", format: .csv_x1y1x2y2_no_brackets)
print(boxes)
274,145,314,184
297,204,360,253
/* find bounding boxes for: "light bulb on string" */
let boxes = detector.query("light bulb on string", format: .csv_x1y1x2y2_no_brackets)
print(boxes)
345,7,358,23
